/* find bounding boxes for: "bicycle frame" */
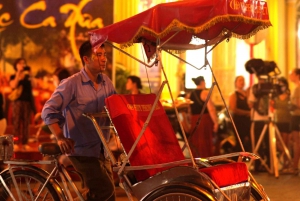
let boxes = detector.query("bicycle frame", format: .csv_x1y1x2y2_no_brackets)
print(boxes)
0,155,85,201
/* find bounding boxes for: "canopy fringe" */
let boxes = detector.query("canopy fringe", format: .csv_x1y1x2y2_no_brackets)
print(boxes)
119,15,271,49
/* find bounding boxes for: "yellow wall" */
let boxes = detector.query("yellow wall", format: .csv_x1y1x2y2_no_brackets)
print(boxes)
112,0,140,84
286,0,297,75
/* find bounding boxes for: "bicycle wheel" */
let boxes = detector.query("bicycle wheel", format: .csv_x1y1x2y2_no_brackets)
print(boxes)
0,170,60,201
144,186,213,201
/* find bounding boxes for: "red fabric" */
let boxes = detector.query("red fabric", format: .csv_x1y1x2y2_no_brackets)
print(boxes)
200,162,248,187
105,94,185,181
189,113,214,157
89,0,271,53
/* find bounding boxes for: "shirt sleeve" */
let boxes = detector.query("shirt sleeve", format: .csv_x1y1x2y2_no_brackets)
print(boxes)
41,78,74,127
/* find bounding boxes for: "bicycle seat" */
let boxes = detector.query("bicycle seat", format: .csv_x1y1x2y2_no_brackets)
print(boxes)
38,143,62,156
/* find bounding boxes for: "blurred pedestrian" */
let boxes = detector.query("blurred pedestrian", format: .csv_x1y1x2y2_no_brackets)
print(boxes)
53,67,71,87
288,68,300,174
9,58,36,149
0,73,7,135
188,76,218,157
273,77,292,171
228,75,251,152
126,75,142,94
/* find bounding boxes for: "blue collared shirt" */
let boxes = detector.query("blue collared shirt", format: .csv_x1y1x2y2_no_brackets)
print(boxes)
41,69,116,158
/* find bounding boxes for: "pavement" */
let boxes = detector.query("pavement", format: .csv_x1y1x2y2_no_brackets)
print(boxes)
253,172,300,201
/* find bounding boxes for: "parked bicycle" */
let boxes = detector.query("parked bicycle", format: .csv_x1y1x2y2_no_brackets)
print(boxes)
0,139,86,201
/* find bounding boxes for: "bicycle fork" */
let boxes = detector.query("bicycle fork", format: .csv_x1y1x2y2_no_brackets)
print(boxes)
59,166,85,201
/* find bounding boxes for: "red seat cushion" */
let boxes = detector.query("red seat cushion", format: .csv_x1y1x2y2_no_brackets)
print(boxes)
199,162,248,187
105,94,185,181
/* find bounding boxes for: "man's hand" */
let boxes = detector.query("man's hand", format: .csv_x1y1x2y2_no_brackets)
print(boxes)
57,138,75,154
47,123,74,154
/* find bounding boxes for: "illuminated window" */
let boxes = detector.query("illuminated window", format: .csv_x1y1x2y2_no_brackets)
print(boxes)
185,39,213,89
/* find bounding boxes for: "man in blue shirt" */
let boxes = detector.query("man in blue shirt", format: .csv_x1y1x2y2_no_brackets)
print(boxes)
42,40,116,201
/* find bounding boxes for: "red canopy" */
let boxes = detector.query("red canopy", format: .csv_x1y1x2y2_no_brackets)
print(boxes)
89,0,271,51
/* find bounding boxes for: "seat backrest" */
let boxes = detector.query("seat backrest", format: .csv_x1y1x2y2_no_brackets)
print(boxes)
105,94,185,181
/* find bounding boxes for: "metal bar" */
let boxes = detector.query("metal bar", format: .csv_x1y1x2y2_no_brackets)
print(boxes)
4,160,54,165
0,174,16,201
8,164,23,201
104,106,127,164
206,60,245,152
160,58,197,168
82,113,117,165
248,124,271,173
113,159,192,171
58,169,74,201
274,124,293,162
269,122,279,177
34,166,58,201
61,166,85,201
158,31,180,48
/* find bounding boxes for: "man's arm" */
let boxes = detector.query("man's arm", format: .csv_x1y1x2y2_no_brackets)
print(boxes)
42,79,75,154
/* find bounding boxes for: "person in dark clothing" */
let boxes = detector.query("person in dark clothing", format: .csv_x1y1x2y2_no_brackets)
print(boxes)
188,76,218,157
0,73,7,135
229,76,251,152
9,58,36,149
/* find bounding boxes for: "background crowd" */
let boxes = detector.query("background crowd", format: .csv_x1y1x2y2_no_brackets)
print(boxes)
1,57,300,175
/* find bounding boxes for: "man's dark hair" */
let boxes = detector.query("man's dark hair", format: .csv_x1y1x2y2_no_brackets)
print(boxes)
79,41,93,66
79,40,105,66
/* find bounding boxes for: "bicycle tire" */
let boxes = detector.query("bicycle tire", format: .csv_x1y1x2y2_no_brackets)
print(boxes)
143,186,213,201
0,170,60,201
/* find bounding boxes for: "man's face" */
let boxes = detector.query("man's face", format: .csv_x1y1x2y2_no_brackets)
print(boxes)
87,47,107,74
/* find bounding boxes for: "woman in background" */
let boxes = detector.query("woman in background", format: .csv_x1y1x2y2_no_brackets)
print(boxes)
274,77,292,171
126,75,142,94
228,75,251,152
9,58,36,149
288,68,300,174
0,73,7,135
188,76,218,157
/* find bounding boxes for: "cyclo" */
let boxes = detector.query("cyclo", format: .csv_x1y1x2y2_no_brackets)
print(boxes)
0,0,271,200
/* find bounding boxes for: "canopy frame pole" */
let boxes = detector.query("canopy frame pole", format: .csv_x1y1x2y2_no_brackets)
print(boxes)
156,38,197,169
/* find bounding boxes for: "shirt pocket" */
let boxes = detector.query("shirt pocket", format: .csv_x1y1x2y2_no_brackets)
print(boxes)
76,98,89,112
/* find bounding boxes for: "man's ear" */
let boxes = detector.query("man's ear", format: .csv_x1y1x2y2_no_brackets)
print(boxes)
83,56,89,65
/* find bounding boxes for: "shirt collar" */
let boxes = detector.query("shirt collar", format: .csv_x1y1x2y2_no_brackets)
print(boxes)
80,69,103,84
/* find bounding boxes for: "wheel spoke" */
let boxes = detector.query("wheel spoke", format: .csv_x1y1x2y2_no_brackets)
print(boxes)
1,170,59,201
